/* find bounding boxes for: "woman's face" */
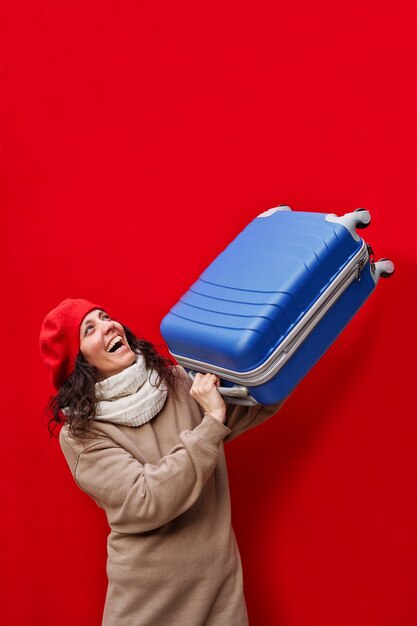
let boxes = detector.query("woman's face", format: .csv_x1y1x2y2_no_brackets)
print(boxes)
79,309,136,378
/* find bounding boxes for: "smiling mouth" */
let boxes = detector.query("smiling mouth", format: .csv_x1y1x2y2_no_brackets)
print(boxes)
106,336,125,353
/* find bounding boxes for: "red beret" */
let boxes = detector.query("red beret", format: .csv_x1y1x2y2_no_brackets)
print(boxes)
40,298,101,389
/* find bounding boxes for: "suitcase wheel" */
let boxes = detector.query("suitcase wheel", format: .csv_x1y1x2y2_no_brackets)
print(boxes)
257,205,292,218
354,208,372,229
325,210,371,241
374,258,395,278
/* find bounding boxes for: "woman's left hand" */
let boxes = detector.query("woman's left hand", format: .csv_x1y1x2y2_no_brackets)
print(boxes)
190,373,227,424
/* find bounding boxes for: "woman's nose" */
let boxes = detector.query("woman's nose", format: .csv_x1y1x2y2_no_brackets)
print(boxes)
102,319,116,334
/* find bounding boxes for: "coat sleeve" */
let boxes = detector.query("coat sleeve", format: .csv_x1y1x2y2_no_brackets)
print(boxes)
223,399,286,443
60,414,231,535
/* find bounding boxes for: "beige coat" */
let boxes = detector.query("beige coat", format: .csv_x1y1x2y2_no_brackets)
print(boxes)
60,367,284,626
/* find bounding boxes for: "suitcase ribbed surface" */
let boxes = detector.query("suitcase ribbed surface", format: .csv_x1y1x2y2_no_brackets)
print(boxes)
161,211,363,372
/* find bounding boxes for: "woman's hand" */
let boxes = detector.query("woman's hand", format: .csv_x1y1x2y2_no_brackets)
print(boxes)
190,373,226,424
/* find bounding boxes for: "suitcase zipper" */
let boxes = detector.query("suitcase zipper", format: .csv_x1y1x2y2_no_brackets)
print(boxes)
171,241,369,387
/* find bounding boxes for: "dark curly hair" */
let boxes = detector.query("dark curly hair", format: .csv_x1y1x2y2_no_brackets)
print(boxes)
46,325,178,440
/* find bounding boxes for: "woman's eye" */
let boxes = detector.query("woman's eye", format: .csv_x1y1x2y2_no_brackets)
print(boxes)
85,324,94,335
102,314,111,321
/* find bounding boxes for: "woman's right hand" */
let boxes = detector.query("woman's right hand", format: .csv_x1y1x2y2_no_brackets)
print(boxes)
189,373,227,424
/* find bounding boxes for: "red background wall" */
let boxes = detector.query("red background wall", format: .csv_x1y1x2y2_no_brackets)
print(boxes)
1,1,416,624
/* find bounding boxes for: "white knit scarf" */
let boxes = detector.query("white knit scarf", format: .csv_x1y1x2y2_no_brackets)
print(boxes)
93,355,168,427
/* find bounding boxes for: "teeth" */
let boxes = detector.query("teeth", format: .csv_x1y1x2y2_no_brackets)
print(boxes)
106,335,123,353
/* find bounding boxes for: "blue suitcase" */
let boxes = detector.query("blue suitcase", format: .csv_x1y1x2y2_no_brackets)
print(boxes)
160,207,394,405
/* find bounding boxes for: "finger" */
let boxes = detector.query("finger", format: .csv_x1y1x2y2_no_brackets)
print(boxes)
204,373,217,382
202,374,218,389
190,373,203,389
190,380,202,394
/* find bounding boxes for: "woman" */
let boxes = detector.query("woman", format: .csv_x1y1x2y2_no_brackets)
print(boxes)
40,298,286,626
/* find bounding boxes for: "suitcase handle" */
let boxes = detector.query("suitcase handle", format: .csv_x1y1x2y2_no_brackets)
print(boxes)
187,371,257,405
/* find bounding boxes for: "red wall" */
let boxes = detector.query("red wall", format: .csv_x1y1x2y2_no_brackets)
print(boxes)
2,1,416,624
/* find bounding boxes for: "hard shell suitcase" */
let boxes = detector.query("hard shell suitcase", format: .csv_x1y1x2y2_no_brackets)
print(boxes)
160,207,394,405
